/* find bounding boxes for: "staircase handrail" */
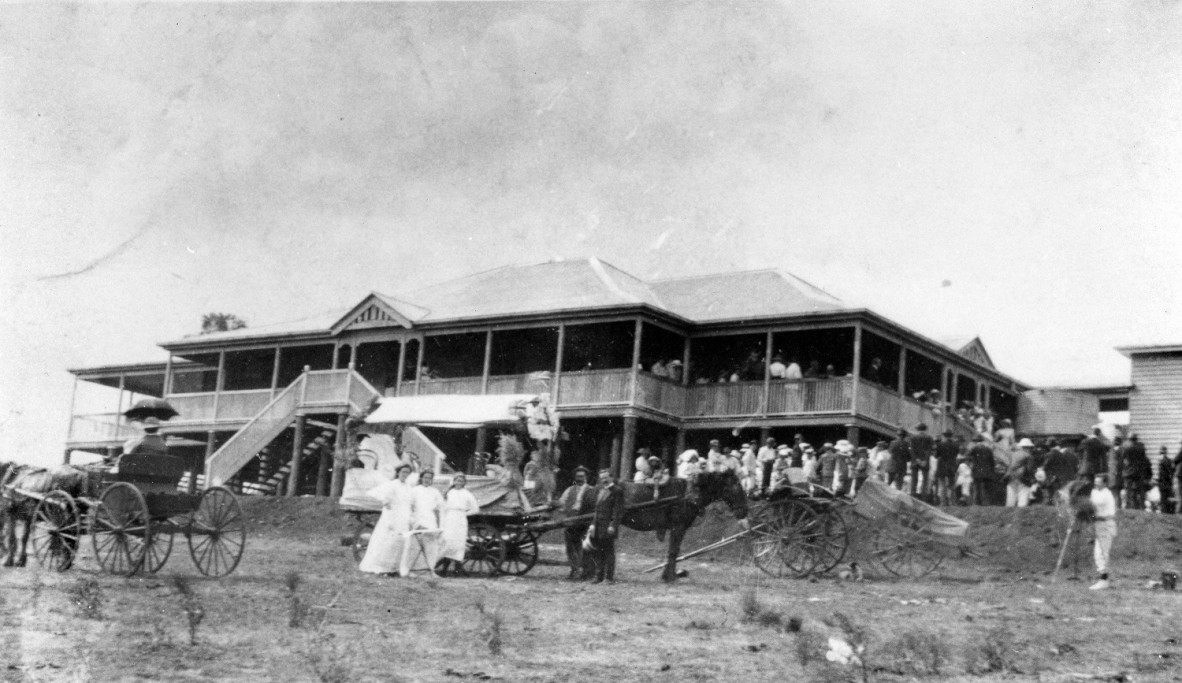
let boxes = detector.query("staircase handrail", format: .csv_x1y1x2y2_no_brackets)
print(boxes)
344,370,382,413
204,374,307,487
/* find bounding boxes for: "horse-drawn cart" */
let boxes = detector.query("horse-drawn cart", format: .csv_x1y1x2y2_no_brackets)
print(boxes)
744,477,968,579
19,452,245,577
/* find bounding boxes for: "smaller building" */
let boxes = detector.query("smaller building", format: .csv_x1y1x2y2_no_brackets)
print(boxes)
1117,343,1182,467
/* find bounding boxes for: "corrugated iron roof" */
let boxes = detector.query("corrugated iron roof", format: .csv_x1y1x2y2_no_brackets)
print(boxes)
650,268,845,322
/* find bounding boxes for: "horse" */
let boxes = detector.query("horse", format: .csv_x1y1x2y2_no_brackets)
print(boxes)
621,470,749,582
0,462,89,567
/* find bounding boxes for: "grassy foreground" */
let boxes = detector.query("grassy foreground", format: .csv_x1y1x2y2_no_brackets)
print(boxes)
1,498,1180,682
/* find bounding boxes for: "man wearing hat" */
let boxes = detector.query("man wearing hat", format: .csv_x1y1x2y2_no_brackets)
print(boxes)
119,416,167,463
1004,438,1037,507
757,437,778,490
934,430,961,507
968,433,996,505
587,468,625,584
1121,434,1151,511
704,439,727,473
557,466,597,580
887,429,910,491
906,423,935,499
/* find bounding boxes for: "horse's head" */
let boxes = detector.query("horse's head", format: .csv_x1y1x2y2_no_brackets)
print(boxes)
694,470,748,520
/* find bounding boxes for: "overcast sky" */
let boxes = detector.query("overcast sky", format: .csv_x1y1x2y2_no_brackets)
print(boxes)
2,2,1180,466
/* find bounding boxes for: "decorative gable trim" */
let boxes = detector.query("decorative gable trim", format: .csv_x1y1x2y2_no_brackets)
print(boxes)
958,338,995,370
330,294,416,334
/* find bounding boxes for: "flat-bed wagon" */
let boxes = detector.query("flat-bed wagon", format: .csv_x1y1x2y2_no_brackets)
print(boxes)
24,452,246,577
745,477,968,579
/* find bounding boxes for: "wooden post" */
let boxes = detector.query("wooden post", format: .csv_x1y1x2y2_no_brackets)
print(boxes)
851,324,863,417
414,338,425,396
682,336,692,386
65,375,79,444
199,431,215,493
621,414,638,482
950,372,959,411
475,427,489,454
674,429,687,456
393,339,406,396
762,330,773,417
115,374,126,440
609,433,622,480
270,345,282,397
628,319,643,406
330,413,348,498
163,354,174,395
481,330,493,395
846,424,860,447
316,437,332,497
553,323,565,405
62,448,72,465
897,345,907,396
213,350,226,421
287,415,307,497
760,426,771,446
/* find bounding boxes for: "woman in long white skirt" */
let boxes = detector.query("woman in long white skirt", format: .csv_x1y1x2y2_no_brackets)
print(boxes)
438,474,481,576
401,470,446,577
358,465,413,575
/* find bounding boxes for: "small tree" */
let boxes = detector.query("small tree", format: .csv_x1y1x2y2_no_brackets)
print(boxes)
200,313,247,335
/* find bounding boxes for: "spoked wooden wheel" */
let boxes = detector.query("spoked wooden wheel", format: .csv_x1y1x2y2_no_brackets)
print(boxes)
872,512,944,578
143,519,175,573
31,491,80,572
188,486,246,577
805,506,851,575
751,500,819,579
499,527,539,576
90,483,149,576
461,522,505,577
351,521,375,564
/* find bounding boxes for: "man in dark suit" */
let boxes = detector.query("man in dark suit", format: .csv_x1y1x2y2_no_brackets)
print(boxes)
887,429,911,490
906,423,935,498
557,467,597,580
587,467,626,584
1078,428,1109,480
1122,434,1151,510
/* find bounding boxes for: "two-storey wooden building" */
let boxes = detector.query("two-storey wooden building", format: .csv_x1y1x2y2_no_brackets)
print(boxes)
65,258,1028,496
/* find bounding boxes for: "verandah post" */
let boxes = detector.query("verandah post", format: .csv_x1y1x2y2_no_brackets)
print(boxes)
330,413,348,498
621,414,638,482
287,414,307,497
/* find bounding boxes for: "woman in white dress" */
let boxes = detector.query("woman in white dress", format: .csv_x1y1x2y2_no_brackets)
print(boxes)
401,470,446,577
438,474,481,576
358,465,413,575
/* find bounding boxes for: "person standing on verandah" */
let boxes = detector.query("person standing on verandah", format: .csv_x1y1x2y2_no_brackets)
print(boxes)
437,473,480,576
358,464,414,576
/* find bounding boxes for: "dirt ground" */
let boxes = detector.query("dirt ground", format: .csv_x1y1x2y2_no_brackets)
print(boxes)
2,497,1181,683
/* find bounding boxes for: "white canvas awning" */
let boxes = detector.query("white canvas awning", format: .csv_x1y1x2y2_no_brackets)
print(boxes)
363,394,544,429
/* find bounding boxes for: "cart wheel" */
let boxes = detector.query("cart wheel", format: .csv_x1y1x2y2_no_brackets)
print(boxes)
90,483,149,576
499,527,539,576
805,506,851,575
461,522,505,577
188,486,246,577
31,491,80,572
351,521,375,564
872,513,944,578
751,500,819,579
143,520,175,574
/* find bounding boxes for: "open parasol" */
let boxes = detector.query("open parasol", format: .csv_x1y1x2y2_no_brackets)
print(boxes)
123,397,179,422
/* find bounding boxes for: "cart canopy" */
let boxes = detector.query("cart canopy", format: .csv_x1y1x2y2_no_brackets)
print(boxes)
363,394,546,430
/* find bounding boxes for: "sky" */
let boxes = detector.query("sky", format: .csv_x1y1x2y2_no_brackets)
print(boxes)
2,1,1180,466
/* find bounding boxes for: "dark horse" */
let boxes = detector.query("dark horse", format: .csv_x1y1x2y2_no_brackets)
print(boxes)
0,461,89,567
621,470,748,582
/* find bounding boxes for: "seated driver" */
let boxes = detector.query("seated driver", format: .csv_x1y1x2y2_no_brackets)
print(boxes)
117,416,168,464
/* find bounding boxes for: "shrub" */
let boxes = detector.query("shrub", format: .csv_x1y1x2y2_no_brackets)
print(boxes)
880,628,951,676
172,575,205,646
475,598,505,656
967,626,1018,674
68,578,103,620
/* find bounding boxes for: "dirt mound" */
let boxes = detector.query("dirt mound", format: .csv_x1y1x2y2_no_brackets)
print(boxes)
240,495,358,540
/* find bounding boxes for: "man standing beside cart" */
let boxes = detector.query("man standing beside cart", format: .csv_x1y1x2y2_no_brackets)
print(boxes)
557,466,596,580
586,468,625,584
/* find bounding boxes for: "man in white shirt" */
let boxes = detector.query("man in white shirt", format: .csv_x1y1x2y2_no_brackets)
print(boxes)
1089,473,1117,590
784,359,803,380
704,439,727,473
757,437,778,489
